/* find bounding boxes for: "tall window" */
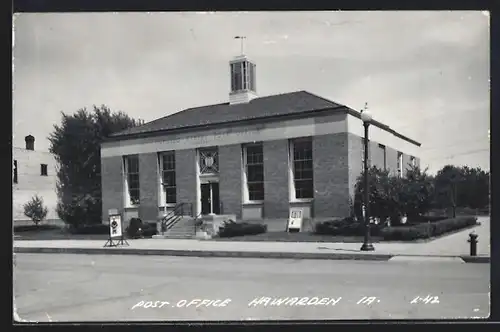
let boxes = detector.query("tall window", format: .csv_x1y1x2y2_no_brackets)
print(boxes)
124,155,140,206
160,152,176,204
397,152,403,177
40,164,48,176
291,138,314,199
379,144,386,170
230,60,256,93
244,143,264,201
230,62,243,92
13,160,18,184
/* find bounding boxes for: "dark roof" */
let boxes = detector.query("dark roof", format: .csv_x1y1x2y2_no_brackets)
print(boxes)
109,90,421,146
111,91,340,137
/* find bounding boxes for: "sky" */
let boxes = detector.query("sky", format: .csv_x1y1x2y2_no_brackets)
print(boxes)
12,11,490,174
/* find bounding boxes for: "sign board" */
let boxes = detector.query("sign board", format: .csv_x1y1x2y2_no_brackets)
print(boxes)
287,208,304,232
109,214,123,238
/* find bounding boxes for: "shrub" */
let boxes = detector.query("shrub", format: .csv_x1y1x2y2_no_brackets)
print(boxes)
314,217,385,236
218,220,267,238
380,217,477,241
141,222,157,237
23,195,49,226
126,218,143,238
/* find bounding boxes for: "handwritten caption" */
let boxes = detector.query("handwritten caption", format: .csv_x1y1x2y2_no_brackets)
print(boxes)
130,295,440,310
410,295,440,304
131,299,231,310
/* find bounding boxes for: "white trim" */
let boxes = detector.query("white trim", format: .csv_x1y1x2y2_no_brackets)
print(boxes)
346,115,420,157
288,138,314,202
397,152,403,177
195,149,201,216
123,155,140,208
158,151,177,207
101,116,346,157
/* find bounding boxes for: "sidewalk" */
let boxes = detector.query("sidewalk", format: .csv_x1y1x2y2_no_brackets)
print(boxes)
13,217,490,263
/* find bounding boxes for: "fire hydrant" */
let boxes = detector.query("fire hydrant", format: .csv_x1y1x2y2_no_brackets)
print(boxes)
468,232,478,256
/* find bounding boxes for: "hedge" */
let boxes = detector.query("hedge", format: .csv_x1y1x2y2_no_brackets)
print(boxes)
14,224,61,232
314,217,385,237
218,220,267,238
68,224,109,235
126,218,157,238
380,216,478,241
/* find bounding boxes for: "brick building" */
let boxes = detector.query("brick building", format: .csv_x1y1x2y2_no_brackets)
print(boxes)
100,54,420,228
13,135,59,225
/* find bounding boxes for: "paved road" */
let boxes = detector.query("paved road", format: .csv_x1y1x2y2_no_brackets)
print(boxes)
14,254,489,322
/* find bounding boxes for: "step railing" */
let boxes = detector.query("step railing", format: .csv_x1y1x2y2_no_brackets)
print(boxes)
161,202,193,235
193,212,203,236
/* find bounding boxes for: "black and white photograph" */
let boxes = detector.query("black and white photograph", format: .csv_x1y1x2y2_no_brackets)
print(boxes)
12,11,490,322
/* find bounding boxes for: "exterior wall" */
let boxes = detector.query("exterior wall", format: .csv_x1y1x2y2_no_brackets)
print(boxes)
101,156,124,223
101,113,347,157
369,141,386,171
347,133,364,198
100,111,421,223
385,146,399,176
263,139,289,218
219,144,242,218
313,133,350,218
13,147,59,224
175,149,197,213
138,153,159,222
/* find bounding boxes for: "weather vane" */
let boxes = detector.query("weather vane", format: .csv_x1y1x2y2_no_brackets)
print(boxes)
234,36,246,55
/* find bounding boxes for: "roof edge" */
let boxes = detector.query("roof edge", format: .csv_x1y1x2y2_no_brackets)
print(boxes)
102,105,345,143
345,109,421,147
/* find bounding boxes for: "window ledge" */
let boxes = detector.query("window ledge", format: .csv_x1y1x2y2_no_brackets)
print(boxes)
242,201,264,206
124,206,139,210
290,198,314,204
159,203,177,208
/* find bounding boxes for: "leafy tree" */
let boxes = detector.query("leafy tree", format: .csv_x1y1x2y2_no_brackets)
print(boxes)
23,195,48,226
434,165,464,217
354,166,401,225
400,165,434,220
49,105,141,228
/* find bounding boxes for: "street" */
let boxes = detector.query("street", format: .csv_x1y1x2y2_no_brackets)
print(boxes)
14,254,489,321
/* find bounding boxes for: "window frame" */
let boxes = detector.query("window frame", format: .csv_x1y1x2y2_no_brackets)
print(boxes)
159,151,177,206
123,155,140,207
289,138,314,201
242,143,264,203
397,152,403,177
13,160,18,184
40,163,48,176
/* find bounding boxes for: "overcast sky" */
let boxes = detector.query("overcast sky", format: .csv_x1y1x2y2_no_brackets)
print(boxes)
13,11,490,173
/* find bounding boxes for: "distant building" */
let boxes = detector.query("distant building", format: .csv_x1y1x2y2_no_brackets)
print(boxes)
100,53,421,229
13,135,59,225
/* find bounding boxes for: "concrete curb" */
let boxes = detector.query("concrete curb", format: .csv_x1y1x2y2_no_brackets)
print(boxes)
13,247,490,263
13,247,393,261
460,255,491,263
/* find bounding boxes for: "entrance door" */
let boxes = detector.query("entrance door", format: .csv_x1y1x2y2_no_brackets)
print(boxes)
201,183,211,215
200,182,221,215
211,182,220,214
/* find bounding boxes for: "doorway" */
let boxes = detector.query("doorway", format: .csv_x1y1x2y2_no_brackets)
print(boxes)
200,182,220,215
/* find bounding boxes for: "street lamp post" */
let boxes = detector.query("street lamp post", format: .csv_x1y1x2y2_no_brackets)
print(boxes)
360,108,375,251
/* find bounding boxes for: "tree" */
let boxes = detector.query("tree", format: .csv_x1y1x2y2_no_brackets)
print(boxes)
434,165,464,217
354,166,400,226
399,165,434,220
49,105,140,228
23,195,48,226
